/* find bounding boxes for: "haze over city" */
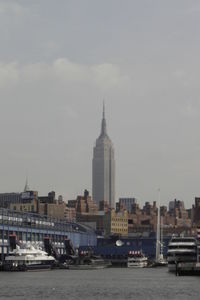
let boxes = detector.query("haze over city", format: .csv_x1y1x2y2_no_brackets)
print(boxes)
0,0,200,207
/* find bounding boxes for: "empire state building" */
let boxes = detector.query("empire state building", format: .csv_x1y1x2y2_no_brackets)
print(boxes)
92,105,115,208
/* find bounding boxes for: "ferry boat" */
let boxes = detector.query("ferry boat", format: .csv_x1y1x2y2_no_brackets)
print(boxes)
127,251,148,268
167,236,197,272
4,243,55,271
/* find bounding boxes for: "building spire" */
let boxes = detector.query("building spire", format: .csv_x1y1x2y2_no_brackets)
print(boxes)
101,101,107,136
24,177,30,192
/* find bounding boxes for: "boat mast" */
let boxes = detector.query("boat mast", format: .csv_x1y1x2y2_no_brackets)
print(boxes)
160,215,163,256
156,189,161,262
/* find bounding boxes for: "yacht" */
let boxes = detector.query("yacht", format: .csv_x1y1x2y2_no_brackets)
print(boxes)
127,251,148,268
167,236,197,272
4,243,55,271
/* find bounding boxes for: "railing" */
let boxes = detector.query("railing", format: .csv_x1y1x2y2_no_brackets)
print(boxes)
0,208,93,234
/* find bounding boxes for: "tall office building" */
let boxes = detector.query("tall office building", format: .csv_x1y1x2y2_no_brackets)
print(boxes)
92,105,115,208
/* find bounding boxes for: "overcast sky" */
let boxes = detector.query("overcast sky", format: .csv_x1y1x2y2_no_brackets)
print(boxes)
0,0,200,208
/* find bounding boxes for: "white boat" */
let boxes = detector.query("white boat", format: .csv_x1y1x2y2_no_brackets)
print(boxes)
167,237,197,272
127,251,148,268
4,243,55,271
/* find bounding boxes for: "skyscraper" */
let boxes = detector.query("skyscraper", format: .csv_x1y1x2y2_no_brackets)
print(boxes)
92,104,115,208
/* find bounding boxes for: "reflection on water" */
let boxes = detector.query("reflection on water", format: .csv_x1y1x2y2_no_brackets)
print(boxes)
0,268,199,300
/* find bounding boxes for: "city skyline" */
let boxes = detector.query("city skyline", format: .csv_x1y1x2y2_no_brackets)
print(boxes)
0,1,200,207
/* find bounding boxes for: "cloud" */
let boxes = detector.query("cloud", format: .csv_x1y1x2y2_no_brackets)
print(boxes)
0,62,19,88
172,69,186,80
52,58,129,90
64,105,79,120
0,1,26,15
180,103,199,118
91,63,125,89
41,40,61,55
0,58,129,92
185,3,200,15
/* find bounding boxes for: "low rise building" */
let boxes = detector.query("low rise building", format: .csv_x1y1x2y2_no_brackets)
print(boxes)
0,193,22,209
10,190,69,221
10,191,39,213
104,209,128,236
38,201,66,220
76,211,105,234
64,207,76,222
192,197,200,226
10,198,38,213
67,189,98,218
118,197,137,212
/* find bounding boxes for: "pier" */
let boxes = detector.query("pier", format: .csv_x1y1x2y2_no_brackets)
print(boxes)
0,208,97,261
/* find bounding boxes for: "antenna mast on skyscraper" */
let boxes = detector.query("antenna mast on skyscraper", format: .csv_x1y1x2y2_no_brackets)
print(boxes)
103,99,105,119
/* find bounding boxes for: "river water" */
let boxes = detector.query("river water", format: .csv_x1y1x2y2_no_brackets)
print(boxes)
0,267,199,300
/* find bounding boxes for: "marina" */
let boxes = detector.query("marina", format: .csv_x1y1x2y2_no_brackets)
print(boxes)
1,208,200,275
0,208,169,269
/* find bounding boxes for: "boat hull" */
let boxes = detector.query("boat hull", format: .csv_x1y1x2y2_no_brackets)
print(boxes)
68,264,108,270
3,263,53,272
176,262,200,276
152,262,167,267
127,262,148,268
127,257,148,268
